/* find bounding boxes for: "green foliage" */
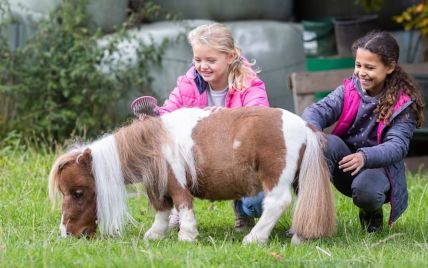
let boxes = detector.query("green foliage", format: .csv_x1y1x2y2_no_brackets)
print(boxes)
394,1,428,36
0,0,169,144
354,0,384,13
128,0,181,23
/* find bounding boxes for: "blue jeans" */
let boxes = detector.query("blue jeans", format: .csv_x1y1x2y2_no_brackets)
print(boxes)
239,192,265,218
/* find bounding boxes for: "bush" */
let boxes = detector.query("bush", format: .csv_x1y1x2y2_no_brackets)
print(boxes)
393,0,428,35
0,0,169,144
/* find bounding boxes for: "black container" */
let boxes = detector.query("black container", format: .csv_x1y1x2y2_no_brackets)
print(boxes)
332,14,379,57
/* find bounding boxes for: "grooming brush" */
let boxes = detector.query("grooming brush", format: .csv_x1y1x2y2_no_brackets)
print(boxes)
130,96,159,117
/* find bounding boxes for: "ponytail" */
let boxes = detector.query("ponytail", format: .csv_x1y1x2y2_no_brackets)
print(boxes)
228,47,259,91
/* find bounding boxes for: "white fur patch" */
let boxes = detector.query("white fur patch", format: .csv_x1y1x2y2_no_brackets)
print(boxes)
144,210,170,240
278,110,307,186
232,139,241,149
60,214,67,238
291,233,302,245
264,110,306,205
178,207,198,242
161,108,211,188
168,207,180,229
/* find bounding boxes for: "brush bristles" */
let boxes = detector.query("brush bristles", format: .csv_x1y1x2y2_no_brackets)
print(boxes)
131,96,159,116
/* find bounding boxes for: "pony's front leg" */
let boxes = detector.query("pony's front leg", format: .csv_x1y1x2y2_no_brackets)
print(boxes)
243,185,292,245
177,205,198,242
144,210,170,241
167,172,198,242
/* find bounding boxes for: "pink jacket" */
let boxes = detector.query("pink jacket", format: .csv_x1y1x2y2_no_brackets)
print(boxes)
158,66,269,115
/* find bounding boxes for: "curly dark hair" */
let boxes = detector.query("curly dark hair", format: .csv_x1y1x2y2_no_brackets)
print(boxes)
352,31,425,128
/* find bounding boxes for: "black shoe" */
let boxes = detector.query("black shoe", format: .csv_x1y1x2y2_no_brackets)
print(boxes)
359,209,383,233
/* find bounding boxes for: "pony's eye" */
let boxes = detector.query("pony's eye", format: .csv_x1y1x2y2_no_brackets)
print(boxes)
72,190,84,199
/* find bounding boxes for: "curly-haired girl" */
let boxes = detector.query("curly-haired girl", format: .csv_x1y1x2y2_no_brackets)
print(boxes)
302,31,424,232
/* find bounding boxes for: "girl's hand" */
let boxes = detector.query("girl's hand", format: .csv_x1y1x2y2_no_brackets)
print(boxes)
339,152,365,176
138,114,148,121
204,106,224,113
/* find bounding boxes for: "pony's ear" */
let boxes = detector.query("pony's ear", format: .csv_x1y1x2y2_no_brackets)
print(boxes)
78,148,92,166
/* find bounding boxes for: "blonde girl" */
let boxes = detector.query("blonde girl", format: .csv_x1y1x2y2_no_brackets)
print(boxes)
133,23,270,231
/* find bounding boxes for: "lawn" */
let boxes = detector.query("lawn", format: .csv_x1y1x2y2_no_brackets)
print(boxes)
0,146,427,267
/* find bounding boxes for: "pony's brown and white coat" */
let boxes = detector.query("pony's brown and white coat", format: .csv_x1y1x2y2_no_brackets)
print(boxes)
49,107,336,244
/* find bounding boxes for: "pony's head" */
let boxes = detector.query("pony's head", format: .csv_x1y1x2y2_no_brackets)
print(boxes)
49,148,98,238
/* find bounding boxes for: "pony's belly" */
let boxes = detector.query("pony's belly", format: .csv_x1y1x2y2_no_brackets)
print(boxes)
192,172,262,201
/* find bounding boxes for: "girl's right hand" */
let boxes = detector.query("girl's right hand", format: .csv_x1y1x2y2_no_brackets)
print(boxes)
339,152,365,176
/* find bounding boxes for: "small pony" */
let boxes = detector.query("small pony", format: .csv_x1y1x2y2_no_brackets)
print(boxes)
48,107,336,245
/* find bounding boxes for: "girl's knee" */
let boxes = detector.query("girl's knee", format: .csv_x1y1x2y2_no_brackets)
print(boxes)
351,168,389,211
326,135,347,152
352,188,385,211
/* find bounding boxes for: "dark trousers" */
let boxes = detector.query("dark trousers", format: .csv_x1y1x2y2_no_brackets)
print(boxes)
325,135,390,212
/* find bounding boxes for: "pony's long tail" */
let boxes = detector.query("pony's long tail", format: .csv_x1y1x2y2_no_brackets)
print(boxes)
292,128,336,239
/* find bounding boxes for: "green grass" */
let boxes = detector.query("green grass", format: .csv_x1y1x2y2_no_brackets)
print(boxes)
1,147,427,267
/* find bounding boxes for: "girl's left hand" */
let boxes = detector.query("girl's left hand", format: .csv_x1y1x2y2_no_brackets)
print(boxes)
339,152,365,176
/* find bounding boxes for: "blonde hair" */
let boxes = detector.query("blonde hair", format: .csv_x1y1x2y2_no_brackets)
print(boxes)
187,23,258,91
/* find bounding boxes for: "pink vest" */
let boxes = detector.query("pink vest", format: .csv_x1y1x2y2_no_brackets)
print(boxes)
332,78,410,144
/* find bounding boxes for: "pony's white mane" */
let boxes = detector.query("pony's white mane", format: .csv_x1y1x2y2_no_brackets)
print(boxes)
89,134,132,236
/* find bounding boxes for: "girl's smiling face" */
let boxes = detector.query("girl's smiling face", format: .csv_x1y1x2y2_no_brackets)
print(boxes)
192,43,234,91
354,47,395,96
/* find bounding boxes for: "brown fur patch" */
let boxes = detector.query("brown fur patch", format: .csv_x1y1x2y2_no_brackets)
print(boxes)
190,107,285,199
167,166,194,210
115,118,169,209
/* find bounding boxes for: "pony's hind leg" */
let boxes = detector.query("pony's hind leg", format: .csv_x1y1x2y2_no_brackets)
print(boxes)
242,184,293,245
144,209,171,240
242,123,300,245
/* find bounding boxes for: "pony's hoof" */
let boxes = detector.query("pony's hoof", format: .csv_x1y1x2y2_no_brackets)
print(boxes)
242,233,267,245
291,233,302,245
144,229,165,241
178,230,198,242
